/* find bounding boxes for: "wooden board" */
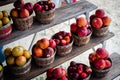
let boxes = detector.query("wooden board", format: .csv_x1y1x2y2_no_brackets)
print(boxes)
0,0,16,6
0,0,97,46
3,32,114,80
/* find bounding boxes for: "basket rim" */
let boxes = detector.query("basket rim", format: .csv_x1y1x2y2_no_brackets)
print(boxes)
0,20,11,30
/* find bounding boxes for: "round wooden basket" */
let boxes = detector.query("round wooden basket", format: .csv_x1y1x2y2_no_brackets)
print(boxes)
72,32,92,46
12,14,33,30
92,26,109,37
0,21,12,40
35,9,55,24
8,58,31,77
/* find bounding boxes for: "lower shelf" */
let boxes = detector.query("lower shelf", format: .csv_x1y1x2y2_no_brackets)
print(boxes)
3,32,114,80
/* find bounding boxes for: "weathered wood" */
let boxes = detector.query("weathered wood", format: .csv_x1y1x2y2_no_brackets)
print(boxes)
0,0,97,46
90,53,120,80
0,0,16,6
3,32,114,80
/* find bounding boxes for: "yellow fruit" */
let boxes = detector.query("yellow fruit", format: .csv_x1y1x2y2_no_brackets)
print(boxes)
6,55,15,65
2,10,8,17
0,11,3,19
12,46,24,57
15,56,26,66
4,48,12,57
0,20,3,27
2,17,10,25
0,65,3,71
23,50,31,59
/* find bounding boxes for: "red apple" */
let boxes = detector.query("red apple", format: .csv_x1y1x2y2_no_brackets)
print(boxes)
47,68,54,78
105,59,112,69
54,39,60,45
33,46,43,57
85,67,92,74
49,39,56,49
20,8,30,18
64,36,70,44
70,23,77,33
102,16,111,27
94,59,106,70
80,72,88,79
24,2,33,14
78,64,83,74
89,52,97,63
76,17,87,27
33,3,42,11
92,17,103,28
61,68,67,77
90,14,96,21
66,32,71,37
53,68,63,78
95,9,105,18
59,76,68,80
73,73,79,79
37,38,49,49
14,0,24,9
43,47,54,58
77,27,88,37
96,48,109,59
60,39,67,46
48,3,55,10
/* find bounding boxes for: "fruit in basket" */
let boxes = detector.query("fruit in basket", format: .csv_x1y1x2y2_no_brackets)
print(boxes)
70,23,77,33
102,16,111,26
61,39,67,46
2,17,10,25
95,9,105,18
96,48,109,59
77,27,88,37
94,59,106,70
64,36,70,44
14,0,24,9
12,46,24,57
37,38,49,49
43,47,54,58
47,68,54,78
48,2,55,10
15,56,26,66
89,52,97,63
0,11,3,19
80,72,88,79
92,17,103,28
0,65,3,71
59,76,68,80
10,8,19,18
105,59,112,69
49,39,56,49
76,17,87,27
20,8,30,18
33,46,43,57
33,3,42,11
0,20,3,27
53,68,63,78
23,50,31,59
6,55,15,65
2,10,8,17
24,2,33,14
4,48,12,57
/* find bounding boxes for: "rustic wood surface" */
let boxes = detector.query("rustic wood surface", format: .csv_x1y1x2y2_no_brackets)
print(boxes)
0,0,97,46
3,32,114,80
0,0,16,6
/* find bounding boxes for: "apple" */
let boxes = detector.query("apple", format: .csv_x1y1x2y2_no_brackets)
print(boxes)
73,72,79,79
33,3,42,11
92,17,103,28
54,39,60,45
33,46,43,57
60,39,67,46
47,68,54,78
85,67,92,74
61,68,67,77
90,14,96,21
77,27,88,37
53,68,63,78
94,59,106,70
15,56,27,66
20,8,30,18
70,23,77,33
70,61,77,67
49,39,56,49
43,47,54,58
64,36,70,44
96,48,109,59
105,59,112,69
80,72,88,79
10,8,19,18
37,38,49,49
78,64,83,74
89,52,97,63
24,2,33,14
95,9,105,18
102,16,111,27
76,17,87,27
14,0,24,9
59,76,68,80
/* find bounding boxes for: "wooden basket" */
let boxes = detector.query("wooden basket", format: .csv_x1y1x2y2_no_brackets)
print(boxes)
0,21,12,40
92,26,108,37
72,32,92,46
8,58,31,77
57,38,73,57
35,9,55,24
12,14,33,30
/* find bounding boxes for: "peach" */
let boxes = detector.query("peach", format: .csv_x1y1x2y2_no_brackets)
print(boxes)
10,8,19,18
77,27,88,37
37,38,49,49
76,17,87,27
105,59,112,69
64,36,70,44
70,23,77,33
89,52,97,63
95,9,105,18
96,48,109,59
15,56,27,66
20,8,30,18
94,59,106,70
53,68,63,78
102,16,111,26
49,39,56,49
33,46,43,57
60,39,67,46
92,17,103,28
23,50,31,59
43,47,54,58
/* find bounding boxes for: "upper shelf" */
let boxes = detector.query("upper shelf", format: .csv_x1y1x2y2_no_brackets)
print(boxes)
0,0,16,6
0,0,97,46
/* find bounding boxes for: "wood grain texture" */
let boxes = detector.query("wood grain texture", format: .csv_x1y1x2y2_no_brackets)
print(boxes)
3,32,114,80
0,0,97,46
0,0,16,6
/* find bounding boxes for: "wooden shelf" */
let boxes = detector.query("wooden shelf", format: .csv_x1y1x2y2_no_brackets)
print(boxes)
3,32,114,80
0,0,16,6
0,0,97,46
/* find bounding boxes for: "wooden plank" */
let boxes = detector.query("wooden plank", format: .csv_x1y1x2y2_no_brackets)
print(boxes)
90,53,120,80
3,32,114,80
0,0,16,6
0,0,97,46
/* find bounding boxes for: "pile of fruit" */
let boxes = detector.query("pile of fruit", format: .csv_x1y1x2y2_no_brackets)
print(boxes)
33,38,56,58
4,46,31,67
33,0,55,12
46,67,68,80
10,0,33,18
52,31,72,46
0,10,10,27
70,17,92,37
90,9,112,28
89,48,112,70
67,61,92,80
